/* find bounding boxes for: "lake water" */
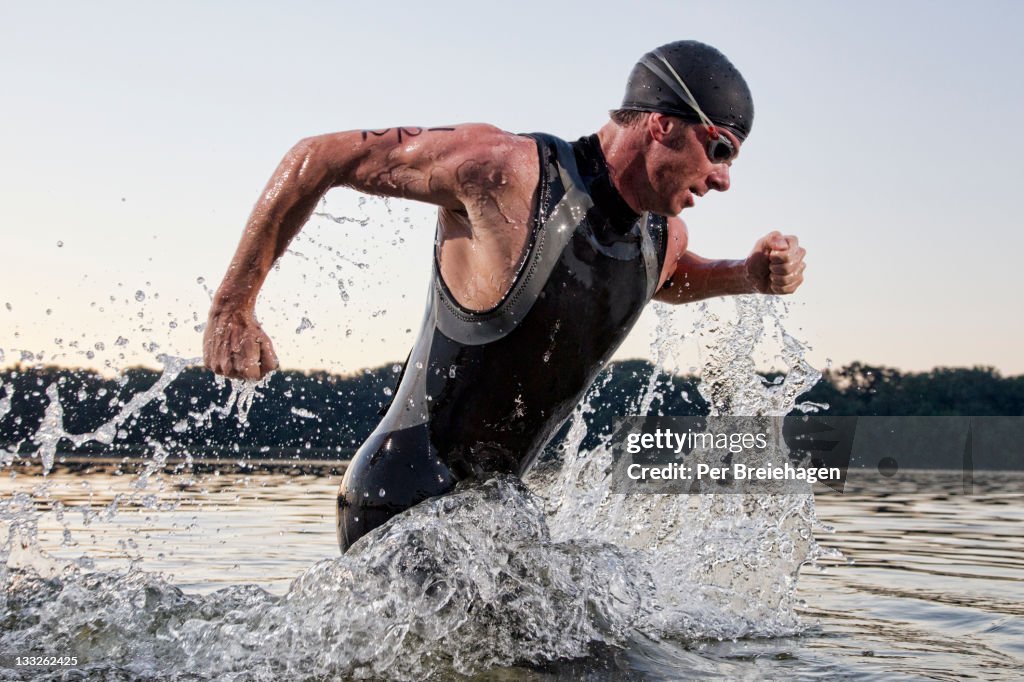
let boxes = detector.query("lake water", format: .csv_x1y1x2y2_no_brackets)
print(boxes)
1,462,1020,680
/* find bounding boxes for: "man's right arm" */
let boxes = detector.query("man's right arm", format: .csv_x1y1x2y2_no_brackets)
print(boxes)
204,124,518,380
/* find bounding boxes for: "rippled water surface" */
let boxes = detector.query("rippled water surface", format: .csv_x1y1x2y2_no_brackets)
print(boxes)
2,464,1020,680
1,296,1018,679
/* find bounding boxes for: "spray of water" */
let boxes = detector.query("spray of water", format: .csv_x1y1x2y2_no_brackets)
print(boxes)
0,200,829,680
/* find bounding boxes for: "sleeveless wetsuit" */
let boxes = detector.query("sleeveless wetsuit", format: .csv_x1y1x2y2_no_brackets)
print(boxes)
336,133,668,551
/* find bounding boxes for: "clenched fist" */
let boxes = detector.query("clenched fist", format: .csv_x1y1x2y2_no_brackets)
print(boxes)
203,308,280,380
745,231,806,295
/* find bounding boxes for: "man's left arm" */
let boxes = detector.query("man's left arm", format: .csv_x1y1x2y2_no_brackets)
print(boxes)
655,218,806,304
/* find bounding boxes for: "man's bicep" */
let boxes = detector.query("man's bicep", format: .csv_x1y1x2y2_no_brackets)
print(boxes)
655,216,691,292
310,124,510,210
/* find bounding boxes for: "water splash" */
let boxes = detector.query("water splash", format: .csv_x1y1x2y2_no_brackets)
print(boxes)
29,355,196,474
638,303,684,415
696,296,821,416
1,211,828,680
531,297,826,642
0,381,11,423
1,477,652,680
173,373,272,431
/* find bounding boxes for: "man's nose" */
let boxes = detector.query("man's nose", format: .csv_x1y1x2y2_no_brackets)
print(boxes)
708,164,731,192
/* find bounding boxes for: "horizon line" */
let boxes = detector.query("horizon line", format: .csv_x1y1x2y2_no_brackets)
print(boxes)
1,358,1019,380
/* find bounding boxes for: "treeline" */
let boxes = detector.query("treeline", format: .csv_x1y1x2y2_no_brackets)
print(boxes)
1,361,1021,460
800,363,1024,416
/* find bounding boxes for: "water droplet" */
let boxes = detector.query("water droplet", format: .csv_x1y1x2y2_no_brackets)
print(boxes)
378,488,386,497
134,290,145,302
196,276,205,285
56,240,64,247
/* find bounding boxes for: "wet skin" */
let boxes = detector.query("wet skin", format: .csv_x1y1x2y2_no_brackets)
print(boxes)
203,114,805,381
202,114,807,551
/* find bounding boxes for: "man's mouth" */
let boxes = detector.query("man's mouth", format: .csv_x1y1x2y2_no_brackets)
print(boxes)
684,186,708,208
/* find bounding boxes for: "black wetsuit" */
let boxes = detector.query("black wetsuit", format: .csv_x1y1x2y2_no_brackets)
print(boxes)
336,133,668,551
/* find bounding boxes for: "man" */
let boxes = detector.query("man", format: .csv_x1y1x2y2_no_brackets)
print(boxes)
204,41,806,551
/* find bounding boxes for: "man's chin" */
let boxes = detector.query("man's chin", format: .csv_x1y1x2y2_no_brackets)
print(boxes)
651,200,683,217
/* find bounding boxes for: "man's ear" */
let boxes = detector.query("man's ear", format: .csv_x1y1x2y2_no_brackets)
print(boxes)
646,112,680,146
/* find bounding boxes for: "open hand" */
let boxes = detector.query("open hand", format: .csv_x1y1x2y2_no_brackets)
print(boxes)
745,231,806,295
203,308,279,380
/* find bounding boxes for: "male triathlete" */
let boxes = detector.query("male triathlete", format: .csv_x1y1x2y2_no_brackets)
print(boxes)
204,41,806,550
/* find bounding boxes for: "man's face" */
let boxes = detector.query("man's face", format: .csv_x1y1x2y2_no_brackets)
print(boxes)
646,120,739,216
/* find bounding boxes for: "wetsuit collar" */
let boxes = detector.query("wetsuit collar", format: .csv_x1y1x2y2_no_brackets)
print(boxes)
574,134,640,230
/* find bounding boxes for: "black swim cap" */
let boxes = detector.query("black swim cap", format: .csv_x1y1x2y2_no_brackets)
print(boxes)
621,41,754,141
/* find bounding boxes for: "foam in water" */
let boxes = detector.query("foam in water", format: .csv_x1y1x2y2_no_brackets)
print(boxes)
0,202,829,679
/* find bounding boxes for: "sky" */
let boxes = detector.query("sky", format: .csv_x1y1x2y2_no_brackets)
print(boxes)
3,0,1023,377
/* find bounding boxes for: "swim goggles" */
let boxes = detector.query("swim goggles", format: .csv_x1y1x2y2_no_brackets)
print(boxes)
640,51,738,164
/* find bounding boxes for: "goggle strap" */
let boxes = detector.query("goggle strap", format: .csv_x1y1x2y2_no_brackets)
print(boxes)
641,53,718,136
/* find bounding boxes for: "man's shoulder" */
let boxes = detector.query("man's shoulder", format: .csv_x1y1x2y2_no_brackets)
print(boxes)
454,124,539,161
445,123,526,147
440,124,540,191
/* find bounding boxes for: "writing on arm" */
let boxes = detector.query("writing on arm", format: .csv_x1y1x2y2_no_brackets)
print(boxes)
206,123,526,378
360,126,456,143
213,123,521,307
